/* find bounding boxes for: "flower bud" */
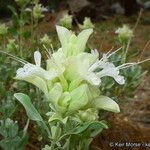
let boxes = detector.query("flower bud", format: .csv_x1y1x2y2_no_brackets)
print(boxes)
78,108,98,122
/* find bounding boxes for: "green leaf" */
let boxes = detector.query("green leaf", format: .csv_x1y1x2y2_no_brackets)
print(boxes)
14,93,51,137
17,120,29,150
59,121,107,144
51,125,61,140
72,121,108,135
23,31,31,39
0,136,21,150
8,6,18,18
42,145,51,150
14,93,43,121
49,112,68,124
93,96,120,113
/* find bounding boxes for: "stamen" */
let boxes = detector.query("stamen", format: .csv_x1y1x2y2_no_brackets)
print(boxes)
0,50,27,64
43,45,51,58
118,63,136,69
50,44,54,54
107,47,122,58
106,46,114,56
119,58,150,69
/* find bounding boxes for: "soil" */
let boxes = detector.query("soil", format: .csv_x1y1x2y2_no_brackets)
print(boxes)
93,75,150,150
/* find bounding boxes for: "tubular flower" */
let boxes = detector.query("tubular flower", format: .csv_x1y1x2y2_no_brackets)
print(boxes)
15,26,128,121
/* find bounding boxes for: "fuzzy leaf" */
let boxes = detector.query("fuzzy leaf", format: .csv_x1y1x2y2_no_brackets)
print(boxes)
59,121,107,142
93,96,120,113
14,93,43,121
72,121,108,135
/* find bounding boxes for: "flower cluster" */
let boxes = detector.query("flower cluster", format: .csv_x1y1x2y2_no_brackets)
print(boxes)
59,13,73,29
79,17,95,30
15,26,125,122
33,4,45,20
115,24,133,44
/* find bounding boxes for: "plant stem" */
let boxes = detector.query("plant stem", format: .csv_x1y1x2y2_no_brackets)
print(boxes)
36,87,41,108
50,141,55,150
19,7,24,58
31,11,35,51
3,36,6,50
122,41,130,64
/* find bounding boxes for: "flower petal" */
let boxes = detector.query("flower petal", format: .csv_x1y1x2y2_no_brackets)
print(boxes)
76,28,93,54
56,25,72,53
34,51,41,66
85,72,101,86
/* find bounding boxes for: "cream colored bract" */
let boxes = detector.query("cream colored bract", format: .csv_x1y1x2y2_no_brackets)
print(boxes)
15,26,124,121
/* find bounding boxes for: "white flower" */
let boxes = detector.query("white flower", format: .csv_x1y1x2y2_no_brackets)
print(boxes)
16,51,58,80
41,7,48,12
89,53,125,85
25,8,32,12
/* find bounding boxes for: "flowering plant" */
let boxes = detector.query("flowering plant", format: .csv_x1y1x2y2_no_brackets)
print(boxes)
13,26,133,149
59,13,73,29
99,24,146,101
79,17,95,30
115,24,133,44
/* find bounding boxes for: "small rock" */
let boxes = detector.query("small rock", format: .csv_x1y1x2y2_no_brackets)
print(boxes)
111,2,125,15
144,1,150,10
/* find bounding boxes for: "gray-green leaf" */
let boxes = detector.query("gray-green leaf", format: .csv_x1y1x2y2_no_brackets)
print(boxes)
93,96,120,113
14,93,43,121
